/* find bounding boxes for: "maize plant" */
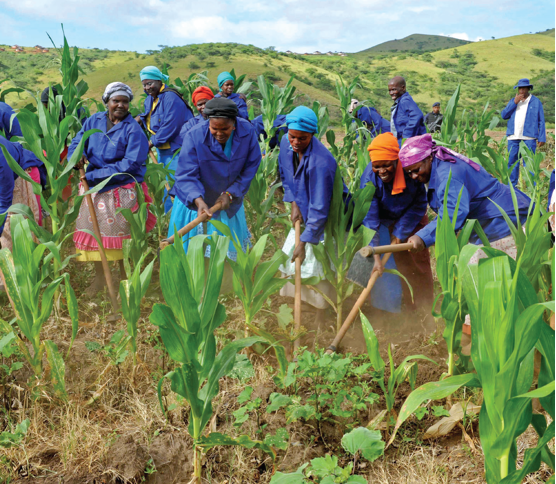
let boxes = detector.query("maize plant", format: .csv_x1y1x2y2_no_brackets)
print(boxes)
0,215,78,400
311,101,330,141
312,170,375,332
454,102,499,160
144,161,174,240
245,75,295,243
116,183,151,271
439,83,460,145
120,247,155,365
361,312,436,428
151,233,272,482
387,186,555,483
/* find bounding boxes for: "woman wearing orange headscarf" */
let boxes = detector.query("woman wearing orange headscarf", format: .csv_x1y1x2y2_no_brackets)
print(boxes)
360,132,433,317
179,86,215,137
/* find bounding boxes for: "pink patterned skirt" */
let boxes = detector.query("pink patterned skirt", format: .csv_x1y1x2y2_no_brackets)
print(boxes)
73,182,156,260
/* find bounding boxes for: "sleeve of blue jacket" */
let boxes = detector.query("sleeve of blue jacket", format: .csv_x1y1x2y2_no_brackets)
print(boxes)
278,150,295,204
85,125,149,187
537,101,546,143
360,168,381,246
415,177,470,248
150,93,187,148
501,98,516,120
401,98,426,139
174,130,204,208
301,158,335,245
235,97,249,120
0,151,16,236
392,183,428,241
227,129,262,199
0,103,23,140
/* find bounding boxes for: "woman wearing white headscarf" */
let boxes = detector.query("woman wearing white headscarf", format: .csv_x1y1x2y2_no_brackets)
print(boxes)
68,82,156,295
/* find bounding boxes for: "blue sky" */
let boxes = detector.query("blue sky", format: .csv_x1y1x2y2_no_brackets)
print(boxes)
0,0,553,53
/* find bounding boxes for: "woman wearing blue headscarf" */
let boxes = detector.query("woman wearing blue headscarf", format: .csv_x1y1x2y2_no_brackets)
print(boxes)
214,71,249,120
278,106,338,311
169,98,261,261
137,66,194,212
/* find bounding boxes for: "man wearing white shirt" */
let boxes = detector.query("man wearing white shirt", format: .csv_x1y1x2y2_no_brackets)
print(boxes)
501,78,546,186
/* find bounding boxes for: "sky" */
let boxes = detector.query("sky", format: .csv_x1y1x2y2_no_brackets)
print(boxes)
0,0,553,53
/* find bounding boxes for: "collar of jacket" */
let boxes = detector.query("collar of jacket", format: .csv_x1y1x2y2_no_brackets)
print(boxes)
104,111,133,132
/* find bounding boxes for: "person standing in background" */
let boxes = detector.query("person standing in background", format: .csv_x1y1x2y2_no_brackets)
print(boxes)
424,102,443,133
501,78,546,187
388,76,426,146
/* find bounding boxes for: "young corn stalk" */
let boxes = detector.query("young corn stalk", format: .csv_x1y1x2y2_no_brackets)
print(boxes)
312,171,375,332
361,312,436,430
144,161,174,240
151,233,273,482
119,246,155,365
0,215,78,400
245,75,296,243
388,188,555,483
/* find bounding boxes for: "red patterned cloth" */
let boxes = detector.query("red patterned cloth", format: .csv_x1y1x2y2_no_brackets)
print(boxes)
73,182,156,251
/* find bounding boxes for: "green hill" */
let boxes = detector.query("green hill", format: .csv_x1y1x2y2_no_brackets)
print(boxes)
0,32,554,125
537,28,555,36
354,34,470,56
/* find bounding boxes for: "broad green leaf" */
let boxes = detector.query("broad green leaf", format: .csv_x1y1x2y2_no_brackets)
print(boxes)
341,427,385,462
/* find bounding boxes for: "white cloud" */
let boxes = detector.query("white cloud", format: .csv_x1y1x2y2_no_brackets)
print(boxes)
444,32,470,41
408,6,436,12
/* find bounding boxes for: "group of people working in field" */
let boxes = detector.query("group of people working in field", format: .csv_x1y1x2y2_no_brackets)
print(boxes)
0,67,550,342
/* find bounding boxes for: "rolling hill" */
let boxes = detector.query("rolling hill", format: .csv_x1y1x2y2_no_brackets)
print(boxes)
0,30,554,125
354,33,470,56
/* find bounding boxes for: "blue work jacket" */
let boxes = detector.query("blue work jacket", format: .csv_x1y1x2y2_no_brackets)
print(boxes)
501,95,546,142
360,164,427,246
415,155,531,247
179,114,206,140
214,92,249,120
68,112,149,193
251,114,288,149
278,135,340,245
0,136,45,234
0,102,23,140
391,92,426,143
175,117,261,217
139,88,193,152
356,107,391,138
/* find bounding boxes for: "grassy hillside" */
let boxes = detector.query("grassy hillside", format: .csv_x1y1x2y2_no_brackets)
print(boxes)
0,32,554,125
355,33,469,56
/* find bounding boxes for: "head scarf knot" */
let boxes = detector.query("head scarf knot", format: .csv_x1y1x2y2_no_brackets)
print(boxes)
217,71,235,90
140,66,169,82
368,132,405,194
203,98,238,119
192,86,215,106
102,82,133,104
399,133,481,172
286,106,318,134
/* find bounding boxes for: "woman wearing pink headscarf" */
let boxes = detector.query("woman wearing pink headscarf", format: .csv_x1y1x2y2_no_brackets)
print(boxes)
398,133,530,256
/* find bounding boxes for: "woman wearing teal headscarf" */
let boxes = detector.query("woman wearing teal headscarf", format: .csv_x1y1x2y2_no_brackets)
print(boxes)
214,71,249,120
137,66,193,212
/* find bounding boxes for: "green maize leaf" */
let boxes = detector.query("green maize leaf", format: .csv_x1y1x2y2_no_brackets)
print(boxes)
360,312,385,372
199,303,227,382
388,373,481,446
0,249,26,326
159,244,201,334
199,336,265,433
44,340,68,401
530,414,556,470
490,382,555,460
536,323,555,418
169,364,203,420
501,421,555,484
186,235,209,304
149,303,196,364
197,432,276,461
200,235,228,329
341,427,385,462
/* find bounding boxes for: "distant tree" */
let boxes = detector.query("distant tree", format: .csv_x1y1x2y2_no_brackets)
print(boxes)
188,61,200,69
